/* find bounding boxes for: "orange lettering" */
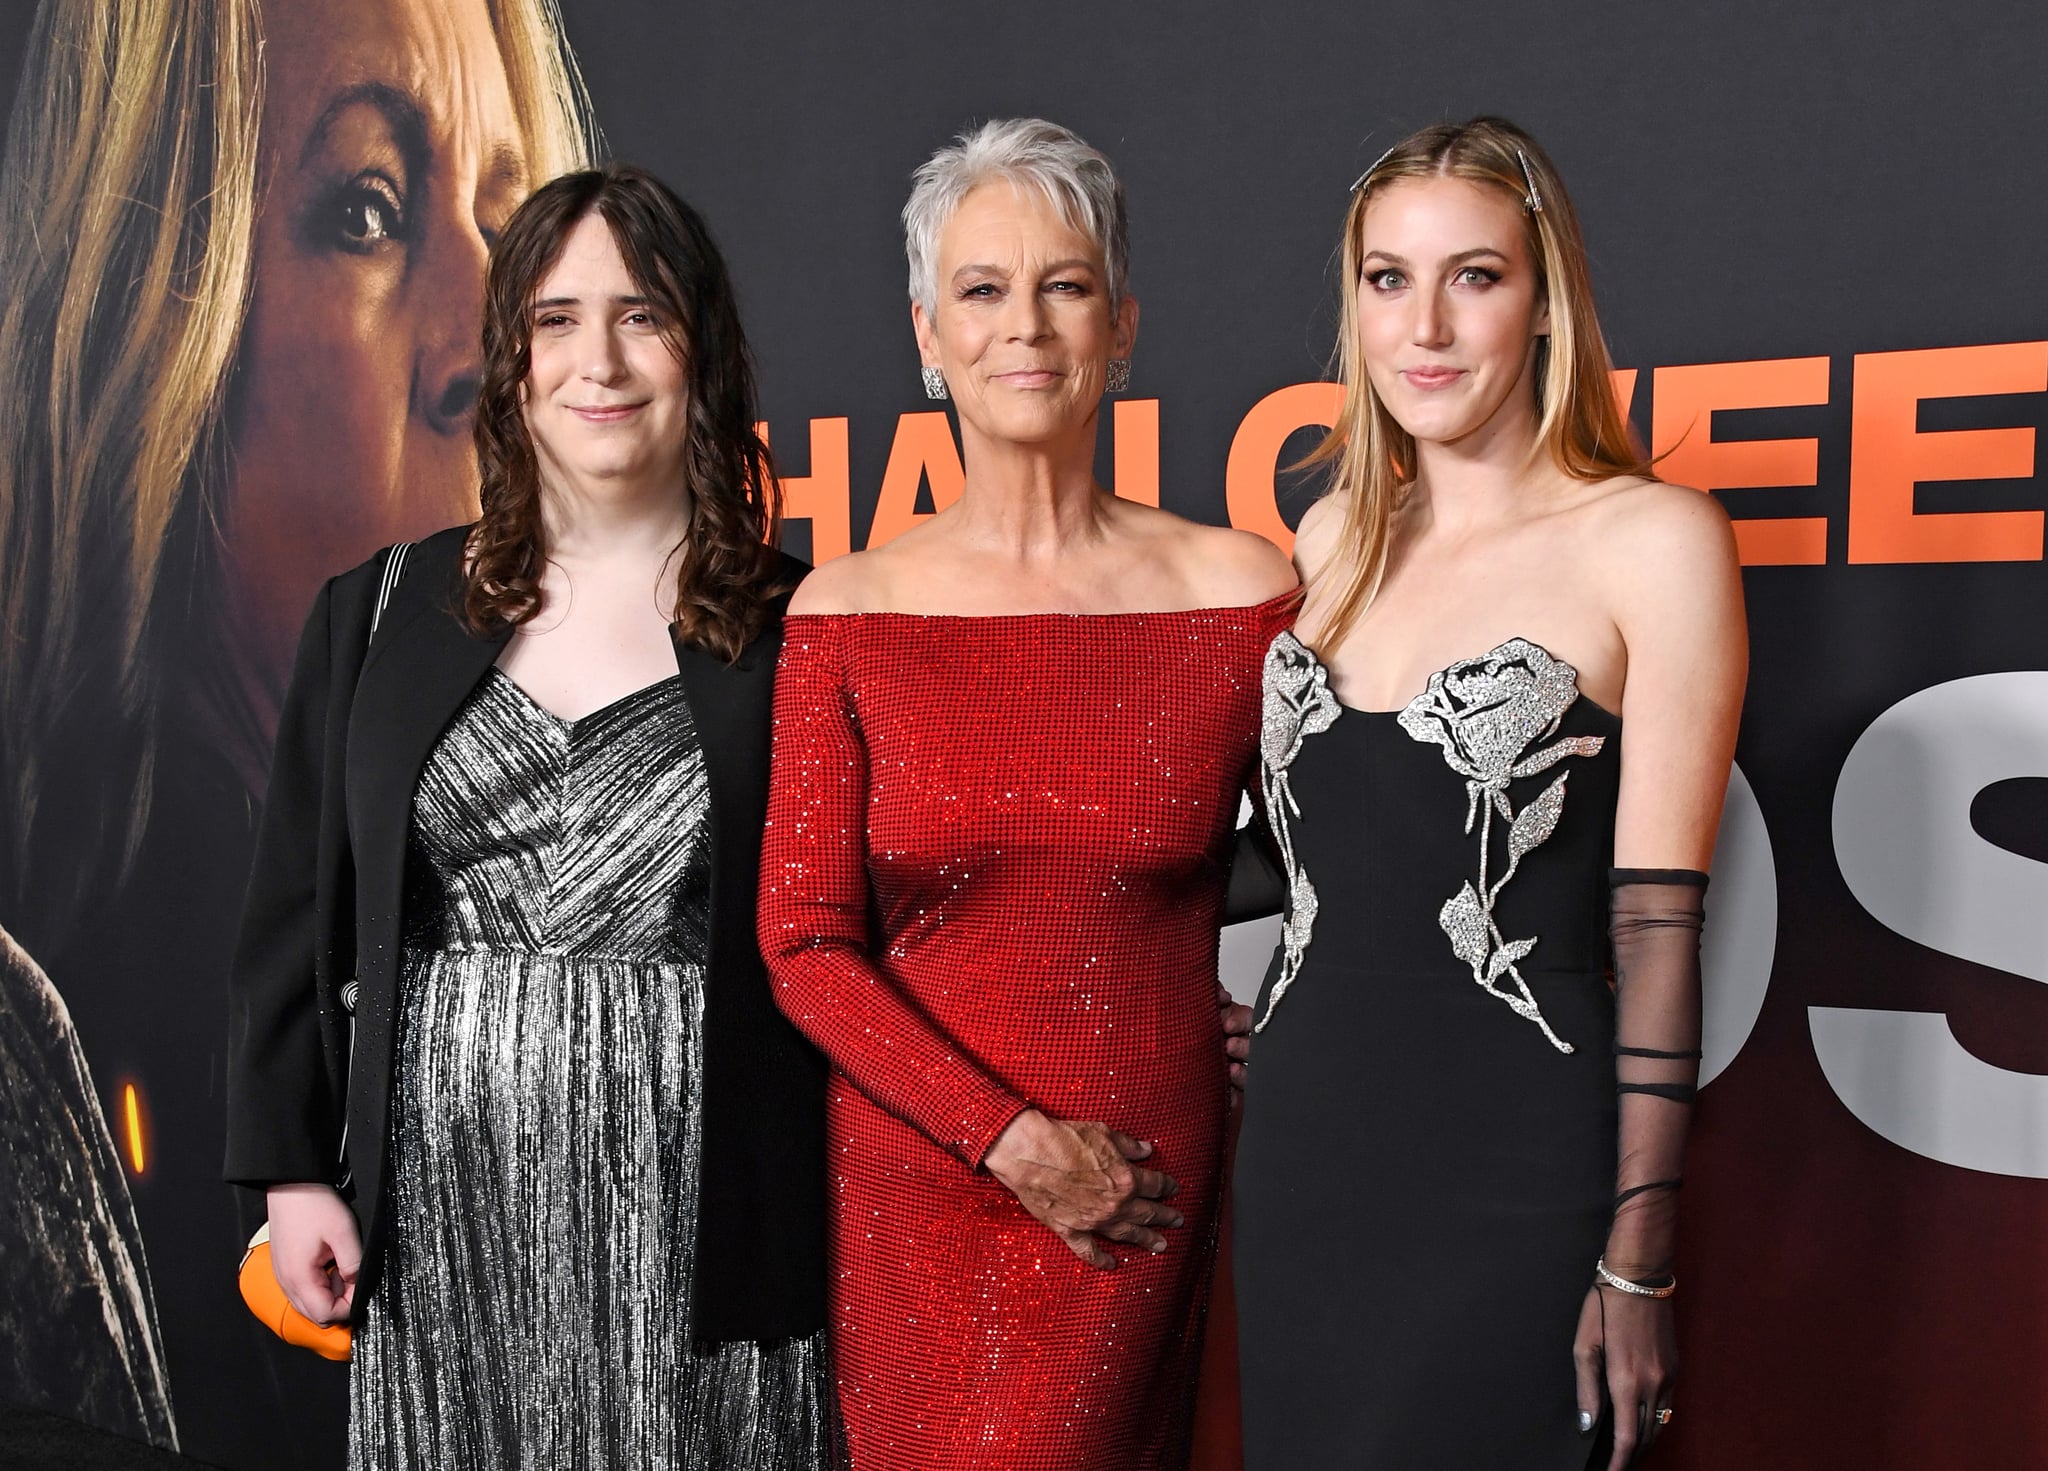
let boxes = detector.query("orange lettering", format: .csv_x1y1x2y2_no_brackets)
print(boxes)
1225,383,1344,555
1113,398,1160,506
760,417,851,563
867,412,965,549
1848,343,2048,563
1612,368,1639,419
1651,358,1830,566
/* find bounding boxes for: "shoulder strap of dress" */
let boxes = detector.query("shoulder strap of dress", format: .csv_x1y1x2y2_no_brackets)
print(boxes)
369,540,418,643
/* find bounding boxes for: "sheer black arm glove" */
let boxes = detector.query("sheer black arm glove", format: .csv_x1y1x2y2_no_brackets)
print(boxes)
1576,870,1706,1463
1604,869,1707,1279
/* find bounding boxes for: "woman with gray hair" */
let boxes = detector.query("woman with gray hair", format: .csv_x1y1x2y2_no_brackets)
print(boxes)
759,117,1295,1470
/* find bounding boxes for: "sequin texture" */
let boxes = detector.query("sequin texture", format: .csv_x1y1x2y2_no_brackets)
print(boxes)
760,599,1292,1471
350,670,838,1470
1254,631,1341,1031
1395,638,1607,1052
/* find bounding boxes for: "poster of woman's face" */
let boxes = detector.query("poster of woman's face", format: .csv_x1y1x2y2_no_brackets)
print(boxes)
0,0,591,1462
227,0,534,709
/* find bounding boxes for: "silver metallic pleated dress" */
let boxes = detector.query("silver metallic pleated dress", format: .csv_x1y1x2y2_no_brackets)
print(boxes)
348,669,837,1471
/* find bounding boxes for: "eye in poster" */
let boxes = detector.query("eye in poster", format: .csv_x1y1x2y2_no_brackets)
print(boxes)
0,0,593,1460
2,2,2043,1469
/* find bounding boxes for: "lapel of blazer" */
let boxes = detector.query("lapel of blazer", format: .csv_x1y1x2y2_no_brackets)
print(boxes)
343,532,507,1236
673,604,785,984
672,555,802,1001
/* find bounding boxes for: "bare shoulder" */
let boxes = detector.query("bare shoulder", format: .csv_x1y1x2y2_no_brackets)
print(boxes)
1118,500,1294,606
787,547,889,615
1289,493,1349,581
1587,478,1744,645
1184,520,1298,604
1568,478,1735,607
1589,477,1736,565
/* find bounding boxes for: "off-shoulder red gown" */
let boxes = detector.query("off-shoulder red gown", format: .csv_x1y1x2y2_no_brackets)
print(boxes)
759,598,1290,1471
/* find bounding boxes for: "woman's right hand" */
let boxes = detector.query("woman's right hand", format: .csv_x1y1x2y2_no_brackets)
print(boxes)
981,1109,1182,1269
264,1182,362,1325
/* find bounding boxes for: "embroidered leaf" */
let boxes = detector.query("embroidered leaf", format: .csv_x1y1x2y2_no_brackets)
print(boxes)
1485,936,1537,981
1439,882,1490,974
1493,788,1515,823
1509,735,1606,780
1507,771,1570,864
1255,635,1347,1033
1287,870,1320,935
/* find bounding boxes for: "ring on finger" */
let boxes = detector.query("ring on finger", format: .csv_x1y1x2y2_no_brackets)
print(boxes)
1654,1408,1674,1427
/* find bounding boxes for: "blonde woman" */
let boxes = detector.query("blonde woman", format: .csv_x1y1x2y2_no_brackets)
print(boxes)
0,0,590,1449
1234,118,1745,1470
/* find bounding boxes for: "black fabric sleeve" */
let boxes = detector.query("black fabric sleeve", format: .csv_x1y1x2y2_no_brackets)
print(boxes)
222,580,345,1187
1603,868,1707,1279
1223,807,1286,924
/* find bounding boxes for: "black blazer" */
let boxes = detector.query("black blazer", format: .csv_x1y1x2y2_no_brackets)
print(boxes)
223,526,826,1345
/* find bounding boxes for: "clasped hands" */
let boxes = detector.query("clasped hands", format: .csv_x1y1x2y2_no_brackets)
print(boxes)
982,1109,1182,1268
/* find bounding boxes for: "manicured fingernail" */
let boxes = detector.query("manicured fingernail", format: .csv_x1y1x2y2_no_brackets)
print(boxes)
1150,1241,1167,1254
1578,1411,1594,1435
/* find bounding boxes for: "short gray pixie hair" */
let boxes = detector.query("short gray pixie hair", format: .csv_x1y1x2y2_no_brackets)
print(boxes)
903,117,1130,316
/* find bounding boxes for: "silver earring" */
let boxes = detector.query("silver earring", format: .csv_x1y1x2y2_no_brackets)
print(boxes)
1105,359,1132,394
921,366,948,400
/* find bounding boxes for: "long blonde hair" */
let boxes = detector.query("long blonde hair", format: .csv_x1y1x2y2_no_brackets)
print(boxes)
1303,116,1649,654
0,0,595,947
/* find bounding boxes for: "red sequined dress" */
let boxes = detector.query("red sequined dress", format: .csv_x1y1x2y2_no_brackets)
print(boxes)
760,597,1290,1471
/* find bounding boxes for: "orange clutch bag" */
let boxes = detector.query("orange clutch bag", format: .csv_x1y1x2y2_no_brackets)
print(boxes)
238,1223,353,1361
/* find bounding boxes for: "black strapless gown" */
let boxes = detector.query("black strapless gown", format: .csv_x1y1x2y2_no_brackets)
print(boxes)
1236,635,1623,1471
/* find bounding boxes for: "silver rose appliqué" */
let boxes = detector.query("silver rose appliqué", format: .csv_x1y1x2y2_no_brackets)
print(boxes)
1254,631,1341,1031
1398,639,1606,1053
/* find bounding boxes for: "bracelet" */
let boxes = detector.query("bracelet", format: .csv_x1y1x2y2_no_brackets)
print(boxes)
1595,1257,1677,1298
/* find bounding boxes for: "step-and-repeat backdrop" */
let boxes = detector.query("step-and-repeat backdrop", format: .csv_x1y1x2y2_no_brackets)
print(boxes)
1,1,2041,1466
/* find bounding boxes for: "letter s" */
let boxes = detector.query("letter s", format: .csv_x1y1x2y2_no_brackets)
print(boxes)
1819,673,2048,1177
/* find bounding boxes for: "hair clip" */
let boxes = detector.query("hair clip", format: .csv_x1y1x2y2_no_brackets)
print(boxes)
1515,149,1545,214
1349,143,1398,195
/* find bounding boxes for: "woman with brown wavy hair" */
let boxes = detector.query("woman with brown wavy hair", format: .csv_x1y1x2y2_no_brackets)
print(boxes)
223,163,837,1468
0,0,592,1451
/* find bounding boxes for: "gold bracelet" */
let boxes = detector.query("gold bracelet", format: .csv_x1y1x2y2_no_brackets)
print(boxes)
1595,1257,1676,1299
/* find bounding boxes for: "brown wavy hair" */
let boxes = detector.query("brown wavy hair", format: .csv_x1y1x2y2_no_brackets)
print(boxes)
1303,116,1651,655
465,163,789,658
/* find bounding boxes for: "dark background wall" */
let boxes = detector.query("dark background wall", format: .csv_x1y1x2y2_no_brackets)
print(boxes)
3,1,2043,1466
620,12,2048,1460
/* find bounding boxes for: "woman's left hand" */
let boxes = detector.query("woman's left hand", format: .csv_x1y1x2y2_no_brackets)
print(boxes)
1218,984,1252,1096
1573,1284,1677,1468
